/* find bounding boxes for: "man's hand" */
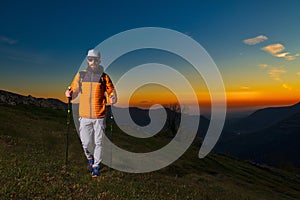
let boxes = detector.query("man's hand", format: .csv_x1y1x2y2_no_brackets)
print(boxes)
110,93,117,104
65,89,72,98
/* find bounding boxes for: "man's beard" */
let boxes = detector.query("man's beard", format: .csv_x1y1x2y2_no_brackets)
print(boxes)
88,64,103,74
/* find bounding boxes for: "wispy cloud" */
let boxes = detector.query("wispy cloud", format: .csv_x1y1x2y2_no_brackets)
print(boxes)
262,43,284,55
261,43,297,61
139,100,152,104
240,86,250,90
275,52,295,61
257,63,269,69
0,35,17,45
282,84,292,90
243,35,268,45
268,68,291,90
0,46,49,64
268,68,286,81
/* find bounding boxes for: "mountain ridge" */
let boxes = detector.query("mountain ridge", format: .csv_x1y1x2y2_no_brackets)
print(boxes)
0,89,67,110
216,103,300,168
229,102,300,134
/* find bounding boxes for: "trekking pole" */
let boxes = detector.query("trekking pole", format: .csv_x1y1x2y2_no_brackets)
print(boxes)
110,106,114,172
66,86,72,167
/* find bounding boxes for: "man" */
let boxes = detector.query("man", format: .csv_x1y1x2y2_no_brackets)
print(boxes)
65,49,117,178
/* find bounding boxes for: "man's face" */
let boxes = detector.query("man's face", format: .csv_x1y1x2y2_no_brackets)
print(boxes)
87,56,100,69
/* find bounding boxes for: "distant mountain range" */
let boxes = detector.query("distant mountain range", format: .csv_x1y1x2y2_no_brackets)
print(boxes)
228,102,300,134
215,102,300,168
0,90,66,110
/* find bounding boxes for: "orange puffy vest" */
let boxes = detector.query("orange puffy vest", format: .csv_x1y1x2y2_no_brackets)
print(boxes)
71,69,115,118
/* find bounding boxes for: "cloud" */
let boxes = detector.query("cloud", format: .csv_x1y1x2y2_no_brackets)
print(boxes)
262,43,284,54
241,86,250,90
268,68,286,81
297,72,300,76
275,52,295,61
261,43,297,60
282,84,292,90
258,63,269,69
0,35,17,45
243,35,268,45
139,100,153,104
0,46,48,64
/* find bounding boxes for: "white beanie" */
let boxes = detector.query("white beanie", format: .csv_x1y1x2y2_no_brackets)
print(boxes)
87,49,100,58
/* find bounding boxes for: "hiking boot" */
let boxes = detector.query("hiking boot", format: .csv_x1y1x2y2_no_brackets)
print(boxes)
92,166,100,178
87,157,94,172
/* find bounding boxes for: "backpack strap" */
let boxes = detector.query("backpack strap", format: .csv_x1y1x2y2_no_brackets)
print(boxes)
99,73,107,90
78,70,87,93
79,70,87,80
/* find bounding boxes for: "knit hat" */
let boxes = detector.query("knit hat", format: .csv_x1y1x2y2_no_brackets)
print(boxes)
87,49,100,58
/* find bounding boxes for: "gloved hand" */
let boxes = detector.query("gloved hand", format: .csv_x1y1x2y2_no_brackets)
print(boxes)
110,92,117,105
65,89,72,98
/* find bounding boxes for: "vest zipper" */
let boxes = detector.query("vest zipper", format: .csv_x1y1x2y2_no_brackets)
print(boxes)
90,73,93,118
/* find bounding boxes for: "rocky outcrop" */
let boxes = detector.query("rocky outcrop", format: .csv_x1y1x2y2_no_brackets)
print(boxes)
0,90,66,110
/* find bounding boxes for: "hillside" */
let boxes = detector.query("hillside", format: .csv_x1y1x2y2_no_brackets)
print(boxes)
0,104,299,199
215,111,300,168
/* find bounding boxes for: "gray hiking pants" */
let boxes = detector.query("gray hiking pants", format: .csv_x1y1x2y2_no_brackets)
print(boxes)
79,117,106,167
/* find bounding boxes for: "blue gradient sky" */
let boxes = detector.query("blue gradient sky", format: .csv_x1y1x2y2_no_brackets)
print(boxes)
0,0,299,110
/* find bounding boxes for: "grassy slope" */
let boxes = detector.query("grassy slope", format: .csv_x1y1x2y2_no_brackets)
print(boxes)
0,104,299,199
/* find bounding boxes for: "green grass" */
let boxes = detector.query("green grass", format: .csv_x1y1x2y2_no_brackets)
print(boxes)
0,104,299,199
